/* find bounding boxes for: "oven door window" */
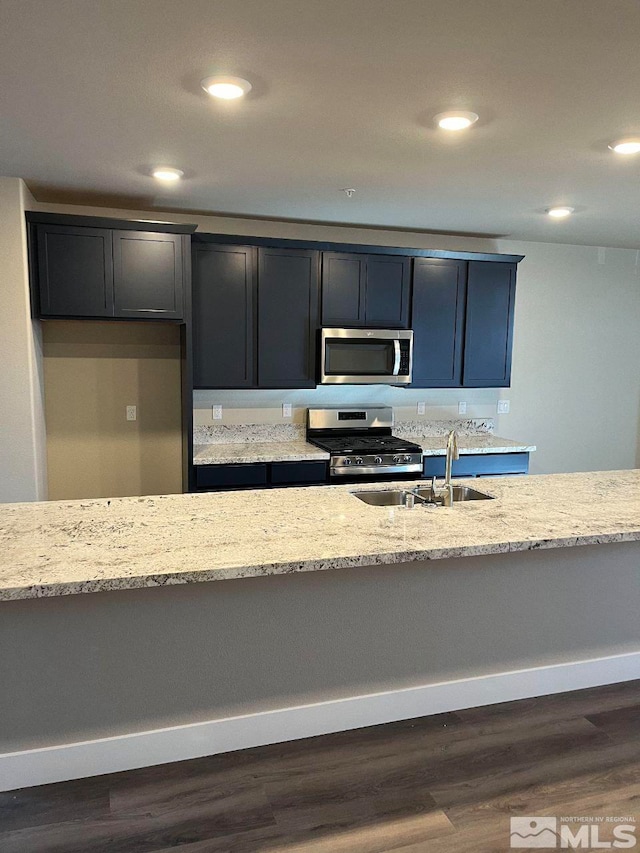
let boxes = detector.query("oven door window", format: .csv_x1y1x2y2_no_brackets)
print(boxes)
324,339,395,376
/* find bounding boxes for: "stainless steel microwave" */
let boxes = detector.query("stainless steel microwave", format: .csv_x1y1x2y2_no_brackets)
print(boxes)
319,328,413,385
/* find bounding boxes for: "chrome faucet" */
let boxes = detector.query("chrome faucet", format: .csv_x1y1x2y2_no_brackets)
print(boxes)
409,429,460,507
444,429,459,492
431,430,459,507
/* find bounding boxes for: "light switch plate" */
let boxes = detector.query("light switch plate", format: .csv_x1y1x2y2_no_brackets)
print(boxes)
212,405,223,420
497,400,510,414
282,403,292,418
458,401,467,415
126,405,137,421
417,401,426,415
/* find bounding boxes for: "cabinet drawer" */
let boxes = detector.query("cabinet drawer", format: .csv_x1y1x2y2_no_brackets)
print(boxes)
270,461,328,485
423,453,529,478
195,463,268,490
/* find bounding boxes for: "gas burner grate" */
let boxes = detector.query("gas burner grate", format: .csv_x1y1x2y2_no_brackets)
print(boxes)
308,435,422,455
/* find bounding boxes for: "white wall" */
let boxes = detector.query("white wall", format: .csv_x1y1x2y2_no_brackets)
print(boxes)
0,178,47,501
498,240,640,474
28,199,640,477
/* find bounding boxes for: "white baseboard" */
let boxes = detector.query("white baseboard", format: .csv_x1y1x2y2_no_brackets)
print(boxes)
2,650,639,792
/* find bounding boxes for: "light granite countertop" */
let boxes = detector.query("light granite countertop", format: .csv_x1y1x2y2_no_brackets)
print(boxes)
0,470,638,601
193,435,534,465
193,441,330,465
414,434,536,456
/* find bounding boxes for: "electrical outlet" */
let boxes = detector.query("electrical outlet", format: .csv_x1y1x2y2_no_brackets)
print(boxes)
497,400,510,414
212,405,223,420
282,403,292,418
126,405,137,421
458,401,467,415
417,401,426,415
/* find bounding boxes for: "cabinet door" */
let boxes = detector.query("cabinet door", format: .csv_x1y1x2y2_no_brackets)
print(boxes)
270,461,328,485
258,248,319,388
192,244,257,388
365,255,411,328
321,252,366,326
411,258,466,387
36,224,113,317
113,231,183,319
463,262,516,387
423,452,529,478
195,463,268,490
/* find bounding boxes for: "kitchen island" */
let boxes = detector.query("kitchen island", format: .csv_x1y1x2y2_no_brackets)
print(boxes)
1,470,639,790
0,470,637,600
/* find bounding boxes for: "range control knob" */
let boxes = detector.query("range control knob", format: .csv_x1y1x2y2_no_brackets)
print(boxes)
354,456,364,465
403,454,413,463
342,457,352,466
393,455,402,464
374,456,383,464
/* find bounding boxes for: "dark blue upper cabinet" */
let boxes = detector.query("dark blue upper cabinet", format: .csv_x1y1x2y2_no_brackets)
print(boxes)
321,252,410,328
257,247,319,388
321,252,366,325
411,258,467,387
192,244,257,388
192,245,319,389
113,231,184,319
463,261,516,387
33,222,186,320
36,224,114,318
364,256,411,328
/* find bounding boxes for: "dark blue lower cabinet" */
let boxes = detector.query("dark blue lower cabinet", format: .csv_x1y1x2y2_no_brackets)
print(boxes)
194,455,527,491
195,463,268,490
270,461,328,485
194,461,328,491
423,453,529,478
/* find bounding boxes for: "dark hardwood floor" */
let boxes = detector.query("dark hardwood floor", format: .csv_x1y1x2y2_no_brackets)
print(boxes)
1,680,639,852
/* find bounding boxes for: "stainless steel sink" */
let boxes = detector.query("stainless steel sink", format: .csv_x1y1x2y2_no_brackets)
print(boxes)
413,485,494,503
353,484,495,507
352,489,415,506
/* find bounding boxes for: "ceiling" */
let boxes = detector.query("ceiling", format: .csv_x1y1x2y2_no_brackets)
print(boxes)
2,0,640,247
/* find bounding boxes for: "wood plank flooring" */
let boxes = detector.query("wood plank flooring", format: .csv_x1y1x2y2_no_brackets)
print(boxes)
1,680,639,852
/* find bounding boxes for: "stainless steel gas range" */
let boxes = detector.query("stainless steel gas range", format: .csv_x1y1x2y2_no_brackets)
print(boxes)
306,407,423,479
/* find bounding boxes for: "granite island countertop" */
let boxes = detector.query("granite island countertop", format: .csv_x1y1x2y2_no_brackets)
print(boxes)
1,470,638,601
193,434,535,465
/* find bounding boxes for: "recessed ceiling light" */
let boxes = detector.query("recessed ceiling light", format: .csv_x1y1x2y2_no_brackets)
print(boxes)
547,206,574,219
434,111,479,131
151,167,184,182
201,76,252,100
608,138,640,155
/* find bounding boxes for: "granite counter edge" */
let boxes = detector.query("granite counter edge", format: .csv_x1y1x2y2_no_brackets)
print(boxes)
2,529,637,602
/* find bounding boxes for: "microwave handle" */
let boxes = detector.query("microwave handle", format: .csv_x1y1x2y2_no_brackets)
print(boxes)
392,339,401,375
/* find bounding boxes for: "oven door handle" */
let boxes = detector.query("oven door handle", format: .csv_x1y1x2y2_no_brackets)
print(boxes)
392,339,401,375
